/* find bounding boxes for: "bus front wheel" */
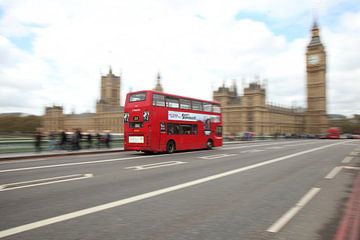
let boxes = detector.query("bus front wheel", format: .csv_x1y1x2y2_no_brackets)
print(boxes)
206,139,213,150
166,140,176,154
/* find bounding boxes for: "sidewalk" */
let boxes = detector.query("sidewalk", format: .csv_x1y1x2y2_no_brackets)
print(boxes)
0,147,124,161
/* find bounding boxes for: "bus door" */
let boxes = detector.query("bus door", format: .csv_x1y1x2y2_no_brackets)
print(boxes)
158,122,167,151
213,124,223,146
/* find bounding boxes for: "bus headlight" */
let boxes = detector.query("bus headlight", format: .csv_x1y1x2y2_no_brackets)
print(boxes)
143,111,149,121
124,113,129,122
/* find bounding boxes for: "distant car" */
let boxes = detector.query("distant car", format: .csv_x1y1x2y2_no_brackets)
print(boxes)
318,134,327,139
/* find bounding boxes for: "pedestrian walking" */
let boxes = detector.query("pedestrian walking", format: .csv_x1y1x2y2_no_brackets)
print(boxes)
96,132,101,148
59,130,67,150
105,131,111,148
48,131,56,151
34,129,43,152
74,128,82,150
87,132,93,149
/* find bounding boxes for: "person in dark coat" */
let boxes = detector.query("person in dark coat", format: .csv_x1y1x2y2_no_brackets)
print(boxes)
59,130,67,150
87,132,93,149
34,129,43,152
105,131,111,148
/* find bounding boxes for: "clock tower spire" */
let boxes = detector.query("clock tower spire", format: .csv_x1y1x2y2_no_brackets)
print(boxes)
305,21,328,134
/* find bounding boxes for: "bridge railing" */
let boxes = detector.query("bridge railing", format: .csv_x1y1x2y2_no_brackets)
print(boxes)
0,135,124,154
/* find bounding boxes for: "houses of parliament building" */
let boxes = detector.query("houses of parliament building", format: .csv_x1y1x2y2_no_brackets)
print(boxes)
214,22,328,136
43,22,328,135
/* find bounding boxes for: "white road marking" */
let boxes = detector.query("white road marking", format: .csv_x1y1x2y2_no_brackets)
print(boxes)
343,166,360,170
342,156,353,163
125,161,186,170
199,154,236,159
267,187,321,233
324,166,343,179
0,141,343,239
0,158,48,165
266,147,284,150
0,150,210,173
349,151,359,156
240,149,265,153
221,141,294,150
0,174,93,191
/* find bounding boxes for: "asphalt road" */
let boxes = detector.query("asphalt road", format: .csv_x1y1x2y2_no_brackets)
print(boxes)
0,139,359,240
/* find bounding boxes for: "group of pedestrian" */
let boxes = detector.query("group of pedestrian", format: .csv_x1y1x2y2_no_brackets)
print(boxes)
34,129,112,152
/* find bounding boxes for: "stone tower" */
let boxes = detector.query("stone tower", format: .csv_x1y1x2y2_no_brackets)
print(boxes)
96,67,121,113
243,83,266,133
43,106,64,131
305,22,328,134
153,72,164,92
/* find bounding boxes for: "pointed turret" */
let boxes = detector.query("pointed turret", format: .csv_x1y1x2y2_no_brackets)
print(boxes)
108,66,113,76
308,21,322,47
153,72,164,92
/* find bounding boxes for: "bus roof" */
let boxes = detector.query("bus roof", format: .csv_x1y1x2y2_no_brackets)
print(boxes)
127,90,221,105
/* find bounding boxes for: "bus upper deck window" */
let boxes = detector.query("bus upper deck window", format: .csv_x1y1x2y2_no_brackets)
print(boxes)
203,103,212,112
153,94,165,106
166,97,179,108
213,105,221,113
192,101,202,111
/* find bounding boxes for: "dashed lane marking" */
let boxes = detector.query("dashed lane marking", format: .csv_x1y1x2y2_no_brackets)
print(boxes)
125,161,186,170
324,166,343,179
240,149,265,153
267,188,321,233
0,174,93,191
342,156,353,163
199,154,237,159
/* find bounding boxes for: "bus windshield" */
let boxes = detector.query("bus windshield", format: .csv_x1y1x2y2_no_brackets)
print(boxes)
129,92,146,102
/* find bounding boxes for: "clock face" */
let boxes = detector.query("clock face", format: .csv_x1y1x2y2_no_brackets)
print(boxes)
308,54,320,65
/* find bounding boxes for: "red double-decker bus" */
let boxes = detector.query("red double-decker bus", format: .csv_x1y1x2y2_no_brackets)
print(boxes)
124,90,222,153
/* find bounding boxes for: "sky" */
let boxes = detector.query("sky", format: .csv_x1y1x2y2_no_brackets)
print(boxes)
0,0,359,116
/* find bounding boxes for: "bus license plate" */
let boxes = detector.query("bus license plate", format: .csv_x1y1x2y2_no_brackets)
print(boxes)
129,136,144,143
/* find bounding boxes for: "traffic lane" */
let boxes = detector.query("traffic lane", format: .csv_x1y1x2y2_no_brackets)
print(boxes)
0,140,317,171
0,139,329,181
0,141,352,237
2,142,355,240
270,167,358,240
0,140,351,213
0,140,341,194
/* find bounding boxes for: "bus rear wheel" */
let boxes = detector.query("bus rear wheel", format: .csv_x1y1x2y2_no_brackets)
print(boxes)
166,140,176,154
206,139,213,150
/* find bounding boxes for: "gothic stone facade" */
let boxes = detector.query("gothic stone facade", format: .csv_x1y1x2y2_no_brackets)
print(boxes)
213,22,328,136
213,83,306,136
43,69,124,133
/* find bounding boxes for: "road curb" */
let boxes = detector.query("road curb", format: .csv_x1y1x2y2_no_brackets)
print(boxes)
333,171,360,240
0,149,124,161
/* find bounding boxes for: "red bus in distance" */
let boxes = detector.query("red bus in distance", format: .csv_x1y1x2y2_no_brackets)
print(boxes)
327,127,340,139
124,90,223,153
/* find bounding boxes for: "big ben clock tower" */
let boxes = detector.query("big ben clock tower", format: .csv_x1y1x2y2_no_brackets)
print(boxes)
305,22,328,134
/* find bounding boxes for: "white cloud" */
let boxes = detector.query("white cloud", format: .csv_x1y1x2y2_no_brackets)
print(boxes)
0,0,359,116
